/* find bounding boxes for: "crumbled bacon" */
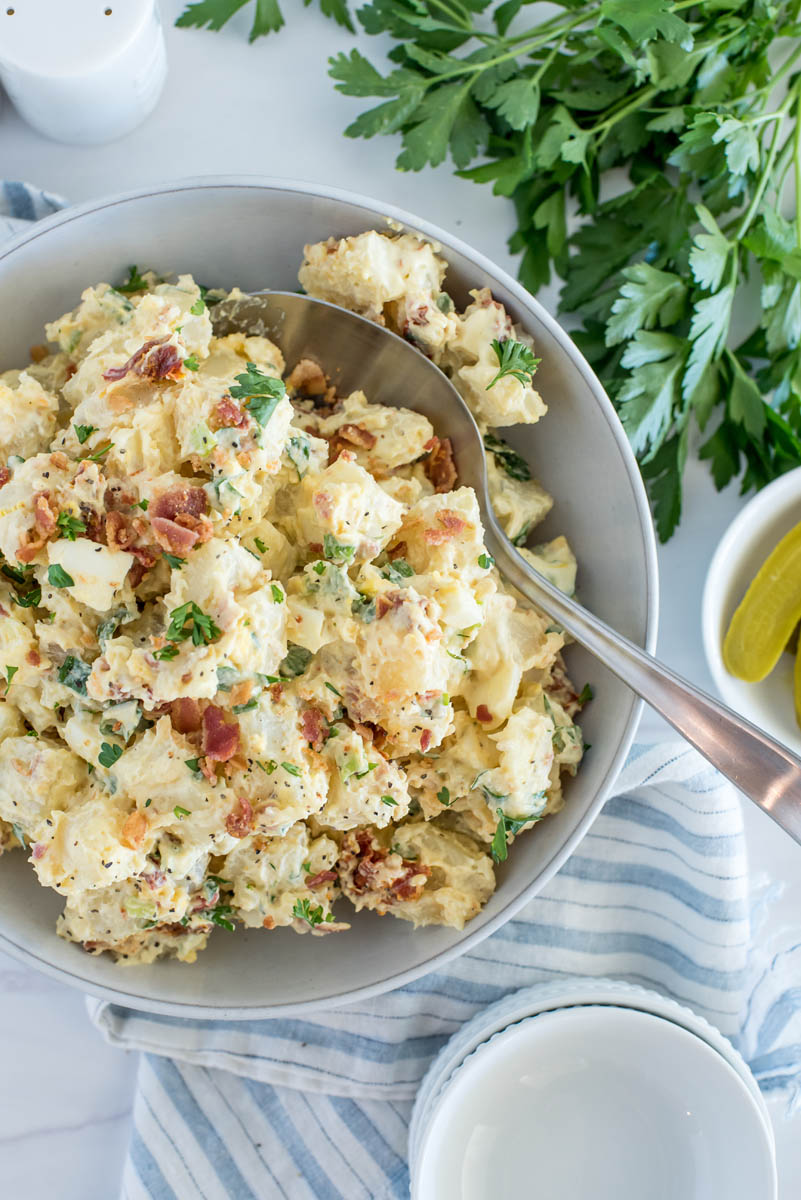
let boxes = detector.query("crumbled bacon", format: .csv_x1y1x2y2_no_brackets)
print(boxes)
151,486,208,522
424,508,468,545
546,655,581,718
214,397,247,429
228,681,253,709
387,541,407,561
0,467,10,489
376,591,404,619
306,868,337,889
199,756,217,784
29,343,48,364
31,843,47,860
313,491,334,521
25,649,41,667
420,729,433,752
105,510,136,552
354,720,387,751
151,516,201,556
475,704,493,724
103,337,183,384
423,436,457,494
328,422,377,463
49,452,69,471
226,797,253,839
171,697,202,735
120,810,149,850
16,492,59,562
300,707,328,751
269,682,284,703
339,829,430,907
202,705,240,762
287,358,330,397
262,915,276,930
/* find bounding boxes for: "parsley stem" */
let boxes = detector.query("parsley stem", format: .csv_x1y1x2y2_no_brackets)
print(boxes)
735,97,790,241
795,90,801,250
424,13,587,85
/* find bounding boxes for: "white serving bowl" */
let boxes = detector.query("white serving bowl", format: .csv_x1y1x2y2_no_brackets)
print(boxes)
412,1005,776,1200
702,466,801,755
0,178,657,1016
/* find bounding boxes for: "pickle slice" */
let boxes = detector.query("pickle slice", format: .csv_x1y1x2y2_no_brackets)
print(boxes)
723,518,801,682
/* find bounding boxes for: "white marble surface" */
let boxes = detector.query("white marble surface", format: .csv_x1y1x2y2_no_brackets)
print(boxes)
1,3,800,1196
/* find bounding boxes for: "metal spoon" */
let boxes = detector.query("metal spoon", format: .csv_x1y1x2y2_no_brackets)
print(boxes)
213,290,801,847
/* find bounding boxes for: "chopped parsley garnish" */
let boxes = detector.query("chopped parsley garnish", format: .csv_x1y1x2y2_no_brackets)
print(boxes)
185,758,201,775
166,601,222,646
477,553,495,570
483,433,532,482
292,898,333,928
85,442,114,462
254,537,268,554
3,665,18,693
279,643,313,678
270,583,283,603
47,564,74,589
232,698,258,713
381,558,414,584
12,586,41,609
323,534,355,564
281,761,301,776
286,435,311,480
312,560,326,575
207,904,235,931
324,682,342,697
154,643,180,661
183,354,200,371
381,795,397,806
491,802,546,863
578,684,594,706
256,759,277,774
164,553,186,570
190,296,206,315
437,786,452,806
56,512,86,541
57,655,90,695
174,805,191,819
11,822,26,849
229,362,286,427
98,742,123,768
117,265,149,294
351,594,376,622
137,498,149,511
73,423,96,444
491,811,509,863
487,339,540,390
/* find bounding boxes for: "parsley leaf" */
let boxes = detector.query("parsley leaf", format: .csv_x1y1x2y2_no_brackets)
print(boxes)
56,512,86,541
229,362,286,427
98,742,123,768
117,265,149,294
184,354,200,372
487,339,540,389
3,664,18,693
73,423,96,444
190,296,206,315
166,602,222,647
483,433,531,482
58,655,91,695
292,897,334,927
47,564,74,589
279,643,313,678
176,0,353,41
323,533,355,563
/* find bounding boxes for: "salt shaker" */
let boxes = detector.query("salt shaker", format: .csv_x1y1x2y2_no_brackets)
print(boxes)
0,0,167,144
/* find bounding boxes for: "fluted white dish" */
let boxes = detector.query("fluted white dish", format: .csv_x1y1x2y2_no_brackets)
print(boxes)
412,1002,776,1200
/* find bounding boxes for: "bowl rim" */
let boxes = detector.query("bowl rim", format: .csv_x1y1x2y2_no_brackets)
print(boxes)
701,465,801,706
0,175,659,1016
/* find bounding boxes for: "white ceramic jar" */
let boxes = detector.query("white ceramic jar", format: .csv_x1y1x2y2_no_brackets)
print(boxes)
0,0,167,144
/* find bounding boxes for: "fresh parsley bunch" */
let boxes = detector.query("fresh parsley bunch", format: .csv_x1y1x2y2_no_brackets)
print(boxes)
176,0,353,40
326,0,801,538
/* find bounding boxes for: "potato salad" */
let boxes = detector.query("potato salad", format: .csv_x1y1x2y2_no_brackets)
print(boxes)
0,230,587,965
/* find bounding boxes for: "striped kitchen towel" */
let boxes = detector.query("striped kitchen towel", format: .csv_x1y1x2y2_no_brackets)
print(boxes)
85,741,801,1200
0,178,65,241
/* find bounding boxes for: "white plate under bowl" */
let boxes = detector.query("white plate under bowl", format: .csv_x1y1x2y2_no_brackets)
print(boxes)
408,978,772,1169
703,465,801,755
412,1005,777,1200
0,179,658,1017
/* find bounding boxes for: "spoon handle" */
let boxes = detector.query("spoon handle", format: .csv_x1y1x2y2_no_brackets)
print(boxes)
486,527,801,846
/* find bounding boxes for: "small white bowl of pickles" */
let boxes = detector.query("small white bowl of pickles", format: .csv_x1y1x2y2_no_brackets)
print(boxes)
703,466,801,755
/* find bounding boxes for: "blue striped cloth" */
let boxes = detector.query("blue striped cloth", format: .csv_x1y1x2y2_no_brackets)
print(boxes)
4,184,801,1200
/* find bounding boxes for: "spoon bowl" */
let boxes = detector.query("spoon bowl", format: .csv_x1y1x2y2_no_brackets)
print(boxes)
217,290,801,849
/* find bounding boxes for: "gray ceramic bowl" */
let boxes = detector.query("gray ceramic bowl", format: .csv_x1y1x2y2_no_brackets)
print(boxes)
0,178,658,1016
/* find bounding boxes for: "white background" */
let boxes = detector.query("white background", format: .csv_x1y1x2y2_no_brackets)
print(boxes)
1,2,800,1196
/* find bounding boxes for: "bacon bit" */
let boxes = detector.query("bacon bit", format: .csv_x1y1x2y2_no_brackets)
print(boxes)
143,868,167,887
25,649,41,667
0,467,9,490
103,336,167,382
105,510,136,552
49,452,69,471
420,729,433,752
376,592,404,619
269,682,284,703
103,336,182,384
171,697,202,735
262,915,276,930
202,705,240,762
151,486,208,522
228,681,253,708
475,704,493,724
339,829,430,906
29,343,49,363
31,842,47,860
214,397,247,429
306,868,337,889
308,542,323,555
33,492,57,537
423,436,457,494
121,810,149,849
199,756,217,784
65,362,77,380
328,422,377,463
313,491,334,521
174,511,213,543
439,509,467,532
127,561,147,589
225,797,253,839
287,358,329,397
355,720,387,752
387,541,408,561
300,707,328,751
151,516,200,555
